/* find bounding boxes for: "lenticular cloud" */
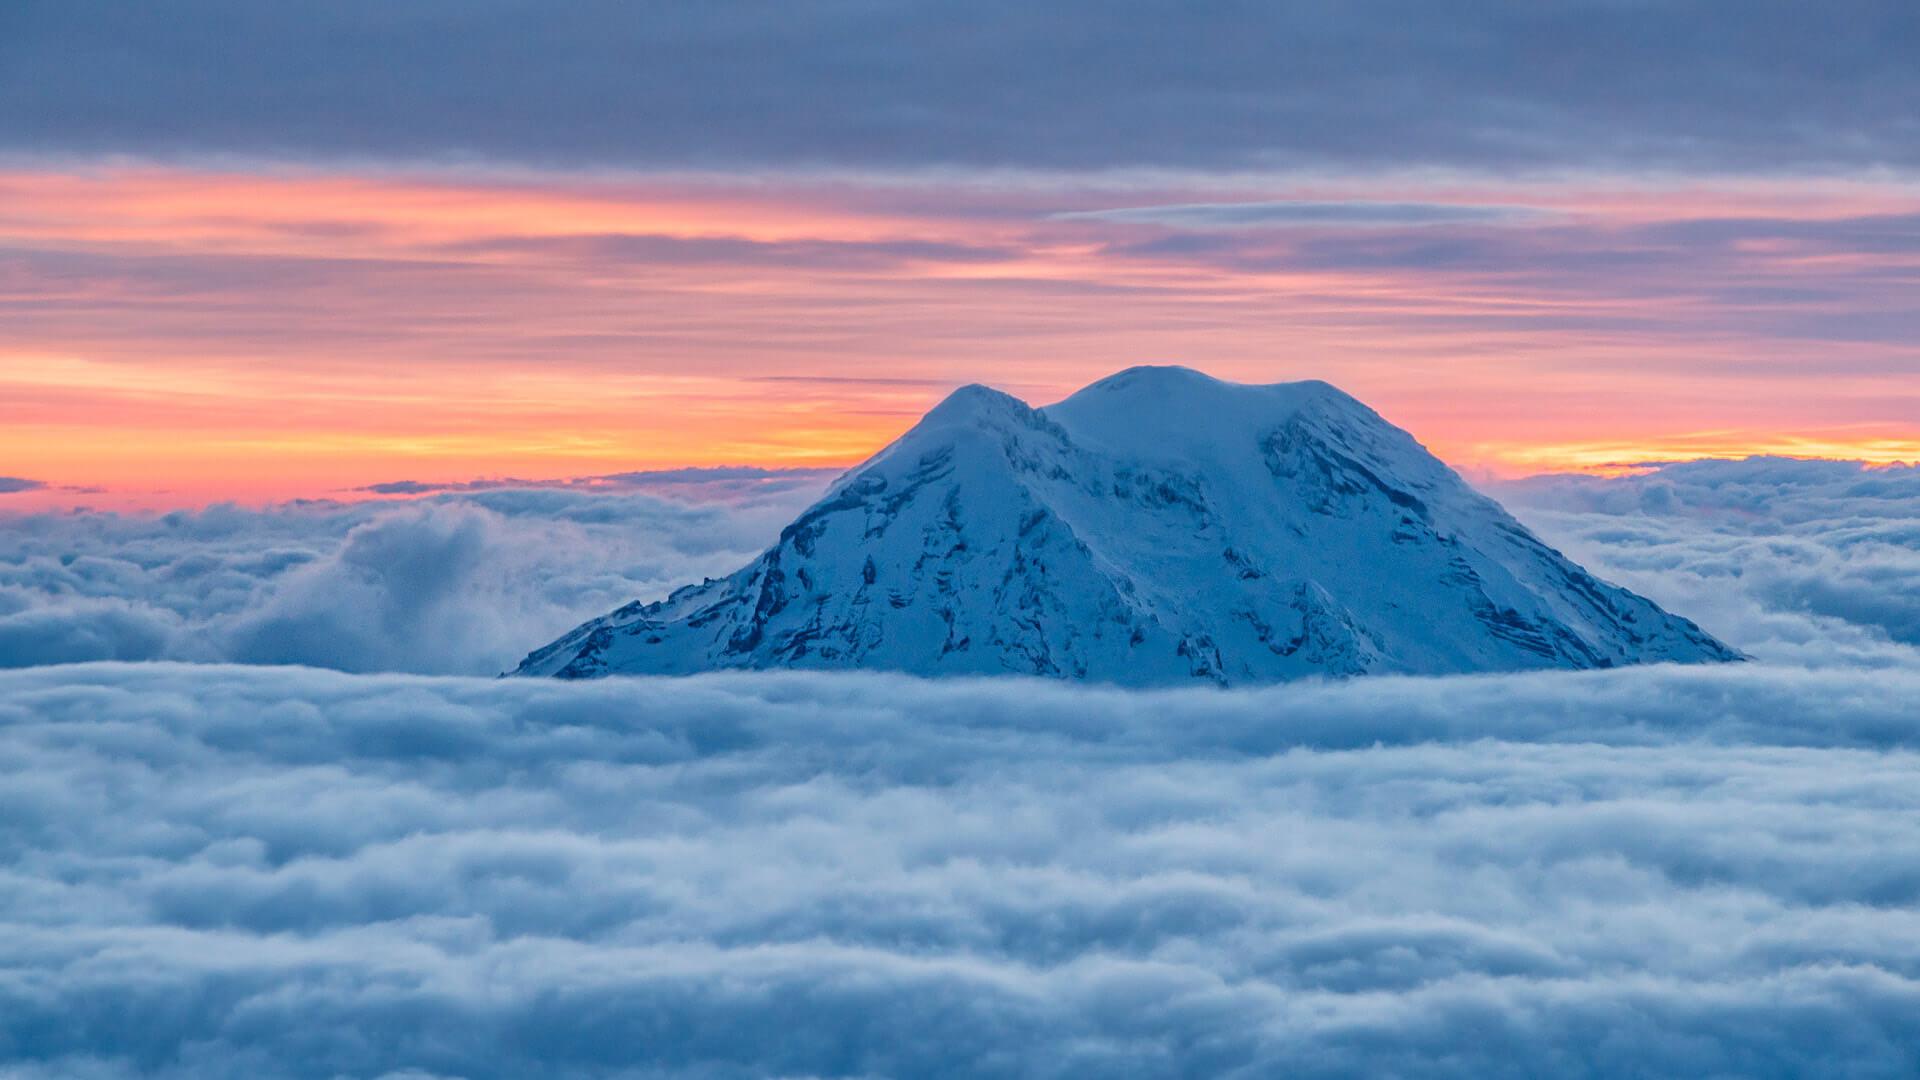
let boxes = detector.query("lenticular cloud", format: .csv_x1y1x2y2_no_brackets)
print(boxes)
5,661,1920,1078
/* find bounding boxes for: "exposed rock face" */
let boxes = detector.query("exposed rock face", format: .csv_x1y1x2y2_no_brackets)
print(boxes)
516,366,1738,684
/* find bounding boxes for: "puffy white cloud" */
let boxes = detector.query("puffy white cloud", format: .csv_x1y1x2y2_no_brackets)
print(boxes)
0,478,827,674
209,501,661,674
2,660,1920,1077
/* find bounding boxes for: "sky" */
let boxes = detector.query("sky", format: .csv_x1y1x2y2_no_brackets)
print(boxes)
7,12,1920,1070
4,1,1920,508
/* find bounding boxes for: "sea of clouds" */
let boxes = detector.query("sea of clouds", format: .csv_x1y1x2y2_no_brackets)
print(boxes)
2,457,1919,1077
6,662,1920,1078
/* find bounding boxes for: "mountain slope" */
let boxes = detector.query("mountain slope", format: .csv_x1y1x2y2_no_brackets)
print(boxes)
515,367,1737,684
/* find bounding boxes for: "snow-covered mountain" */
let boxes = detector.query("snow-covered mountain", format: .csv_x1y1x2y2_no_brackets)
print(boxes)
515,367,1737,684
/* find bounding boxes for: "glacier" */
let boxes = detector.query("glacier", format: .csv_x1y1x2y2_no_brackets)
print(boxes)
516,366,1737,683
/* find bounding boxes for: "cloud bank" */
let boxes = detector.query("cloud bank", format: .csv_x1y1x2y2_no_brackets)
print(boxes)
1494,458,1920,667
3,660,1920,1077
0,477,828,674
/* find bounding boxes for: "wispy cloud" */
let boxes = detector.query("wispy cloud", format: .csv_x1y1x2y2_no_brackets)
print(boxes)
1055,200,1552,229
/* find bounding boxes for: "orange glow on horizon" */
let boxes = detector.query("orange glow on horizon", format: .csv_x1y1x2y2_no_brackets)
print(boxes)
4,164,1919,511
1458,431,1920,477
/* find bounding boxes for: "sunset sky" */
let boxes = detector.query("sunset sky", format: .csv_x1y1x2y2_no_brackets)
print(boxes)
4,2,1918,509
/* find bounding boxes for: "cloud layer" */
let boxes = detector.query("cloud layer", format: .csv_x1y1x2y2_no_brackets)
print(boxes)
4,660,1920,1077
5,1,1918,175
3,457,1917,1074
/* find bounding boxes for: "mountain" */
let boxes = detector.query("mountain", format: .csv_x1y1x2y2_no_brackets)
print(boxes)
514,366,1738,684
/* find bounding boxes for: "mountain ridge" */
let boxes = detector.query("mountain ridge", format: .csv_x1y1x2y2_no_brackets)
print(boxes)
515,366,1738,684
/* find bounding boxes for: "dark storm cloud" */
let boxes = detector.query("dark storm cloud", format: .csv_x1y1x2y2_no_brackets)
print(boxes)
4,660,1920,1077
3,0,1917,174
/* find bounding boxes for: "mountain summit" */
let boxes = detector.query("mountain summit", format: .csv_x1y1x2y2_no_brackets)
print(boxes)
515,367,1737,684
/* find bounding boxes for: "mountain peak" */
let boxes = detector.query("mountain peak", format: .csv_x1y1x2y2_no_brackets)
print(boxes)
1054,367,1367,419
1080,364,1222,390
515,366,1736,684
857,382,1042,484
919,382,1029,425
1075,364,1348,397
1045,367,1378,468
